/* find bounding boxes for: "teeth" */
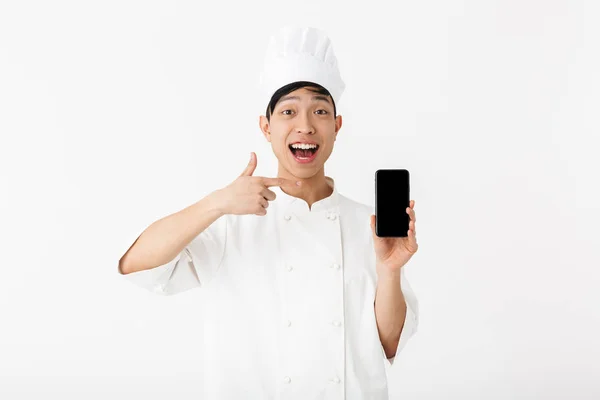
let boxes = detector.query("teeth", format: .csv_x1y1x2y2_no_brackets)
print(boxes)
290,143,318,150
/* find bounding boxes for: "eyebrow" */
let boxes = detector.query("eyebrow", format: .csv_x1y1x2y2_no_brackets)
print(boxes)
278,94,332,104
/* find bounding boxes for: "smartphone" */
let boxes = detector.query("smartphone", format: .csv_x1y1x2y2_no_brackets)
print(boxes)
375,169,410,237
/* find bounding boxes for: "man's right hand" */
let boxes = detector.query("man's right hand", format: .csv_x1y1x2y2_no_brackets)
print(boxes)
215,152,301,216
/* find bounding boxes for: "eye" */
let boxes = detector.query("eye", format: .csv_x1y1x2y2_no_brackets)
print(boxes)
281,109,293,115
315,109,328,115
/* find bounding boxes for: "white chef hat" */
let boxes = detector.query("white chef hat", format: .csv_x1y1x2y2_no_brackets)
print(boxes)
257,25,346,116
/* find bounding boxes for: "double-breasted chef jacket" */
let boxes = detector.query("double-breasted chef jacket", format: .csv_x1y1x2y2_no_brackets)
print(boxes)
118,176,418,399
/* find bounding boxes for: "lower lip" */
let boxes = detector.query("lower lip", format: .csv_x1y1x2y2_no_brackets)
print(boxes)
290,147,319,164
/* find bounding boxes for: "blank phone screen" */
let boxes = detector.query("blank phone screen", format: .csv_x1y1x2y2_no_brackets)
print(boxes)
375,169,410,237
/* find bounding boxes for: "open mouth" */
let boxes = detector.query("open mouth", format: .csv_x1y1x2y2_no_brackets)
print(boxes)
289,143,319,163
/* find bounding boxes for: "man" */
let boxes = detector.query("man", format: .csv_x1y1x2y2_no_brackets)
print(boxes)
118,26,419,400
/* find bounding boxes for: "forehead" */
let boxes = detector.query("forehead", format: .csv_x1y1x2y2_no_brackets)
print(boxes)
277,87,332,105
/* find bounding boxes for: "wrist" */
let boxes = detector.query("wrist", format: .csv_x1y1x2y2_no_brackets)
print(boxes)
205,189,227,217
376,263,402,280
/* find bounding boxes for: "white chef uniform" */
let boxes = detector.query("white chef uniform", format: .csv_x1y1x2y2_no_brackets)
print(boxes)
118,177,419,400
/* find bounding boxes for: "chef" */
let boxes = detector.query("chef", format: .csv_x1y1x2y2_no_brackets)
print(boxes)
118,25,419,400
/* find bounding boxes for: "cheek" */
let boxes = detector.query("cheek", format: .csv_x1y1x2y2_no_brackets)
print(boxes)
266,129,284,148
320,145,333,158
270,139,289,157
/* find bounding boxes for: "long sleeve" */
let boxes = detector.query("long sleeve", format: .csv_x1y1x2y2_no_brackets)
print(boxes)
382,267,419,367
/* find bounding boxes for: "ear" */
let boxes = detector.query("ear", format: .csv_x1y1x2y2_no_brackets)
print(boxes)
334,114,342,140
259,115,271,143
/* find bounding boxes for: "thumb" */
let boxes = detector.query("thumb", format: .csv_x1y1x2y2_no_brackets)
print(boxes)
370,214,376,236
241,152,257,176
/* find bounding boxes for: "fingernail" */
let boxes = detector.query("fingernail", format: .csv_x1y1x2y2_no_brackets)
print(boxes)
296,181,301,186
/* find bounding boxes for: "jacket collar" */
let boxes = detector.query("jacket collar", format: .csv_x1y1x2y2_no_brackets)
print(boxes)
273,176,339,213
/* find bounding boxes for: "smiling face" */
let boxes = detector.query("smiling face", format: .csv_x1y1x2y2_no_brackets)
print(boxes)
259,86,342,180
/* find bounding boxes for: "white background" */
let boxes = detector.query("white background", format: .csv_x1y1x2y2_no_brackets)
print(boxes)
1,0,599,399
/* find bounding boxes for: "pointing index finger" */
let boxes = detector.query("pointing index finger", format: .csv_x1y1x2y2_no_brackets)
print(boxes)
262,177,301,187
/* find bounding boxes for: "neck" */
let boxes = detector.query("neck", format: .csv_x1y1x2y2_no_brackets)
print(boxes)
277,165,333,210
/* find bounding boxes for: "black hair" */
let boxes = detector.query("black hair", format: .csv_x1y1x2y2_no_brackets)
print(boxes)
265,80,337,122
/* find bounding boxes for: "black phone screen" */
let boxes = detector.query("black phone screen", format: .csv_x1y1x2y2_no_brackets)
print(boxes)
375,169,410,237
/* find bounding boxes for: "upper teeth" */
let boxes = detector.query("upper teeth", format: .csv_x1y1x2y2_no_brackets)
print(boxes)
291,143,317,149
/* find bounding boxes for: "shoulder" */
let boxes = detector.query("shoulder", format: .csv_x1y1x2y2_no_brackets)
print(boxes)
339,193,373,214
338,193,374,228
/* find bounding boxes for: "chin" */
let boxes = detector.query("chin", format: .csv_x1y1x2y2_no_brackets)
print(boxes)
281,161,320,178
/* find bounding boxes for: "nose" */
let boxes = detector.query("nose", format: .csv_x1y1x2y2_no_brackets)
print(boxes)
295,111,315,135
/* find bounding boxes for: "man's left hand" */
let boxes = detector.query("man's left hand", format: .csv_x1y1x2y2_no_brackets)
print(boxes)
370,200,418,273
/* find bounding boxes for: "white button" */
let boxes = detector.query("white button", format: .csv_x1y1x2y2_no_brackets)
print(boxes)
331,377,341,384
284,376,291,383
286,265,294,272
285,320,292,327
332,320,342,327
331,263,340,270
328,212,337,220
284,215,292,221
